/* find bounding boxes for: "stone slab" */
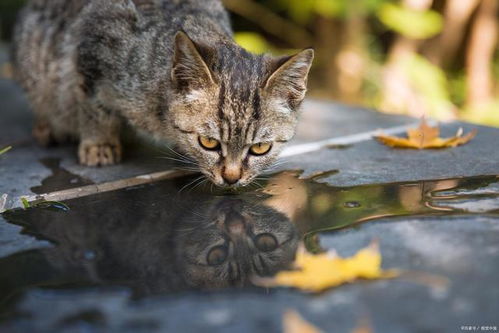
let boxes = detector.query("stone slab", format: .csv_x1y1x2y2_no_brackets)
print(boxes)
1,216,497,333
282,122,499,186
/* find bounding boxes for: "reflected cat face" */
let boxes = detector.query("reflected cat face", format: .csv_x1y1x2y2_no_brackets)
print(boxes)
29,183,300,293
173,198,299,288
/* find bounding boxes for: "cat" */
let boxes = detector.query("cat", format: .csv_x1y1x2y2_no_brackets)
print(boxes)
12,0,314,187
1,175,300,295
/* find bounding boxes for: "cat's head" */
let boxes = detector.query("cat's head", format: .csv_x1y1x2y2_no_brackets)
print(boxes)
173,197,299,288
168,32,314,187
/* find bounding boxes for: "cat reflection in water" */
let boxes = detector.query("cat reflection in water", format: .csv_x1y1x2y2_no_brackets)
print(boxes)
10,173,307,295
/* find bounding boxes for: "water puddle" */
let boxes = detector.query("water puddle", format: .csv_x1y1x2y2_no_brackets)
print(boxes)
1,171,498,316
30,158,94,194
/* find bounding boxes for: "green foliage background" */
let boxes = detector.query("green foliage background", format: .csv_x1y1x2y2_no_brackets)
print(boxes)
229,0,499,126
1,0,497,126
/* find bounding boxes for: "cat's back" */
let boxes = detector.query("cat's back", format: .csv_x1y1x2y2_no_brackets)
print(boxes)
12,0,87,85
13,0,232,88
12,0,234,146
135,0,232,42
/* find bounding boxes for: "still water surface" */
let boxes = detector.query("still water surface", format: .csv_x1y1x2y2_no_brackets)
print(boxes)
1,168,498,315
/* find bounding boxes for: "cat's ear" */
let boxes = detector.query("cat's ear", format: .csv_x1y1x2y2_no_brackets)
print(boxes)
171,31,216,91
264,49,314,109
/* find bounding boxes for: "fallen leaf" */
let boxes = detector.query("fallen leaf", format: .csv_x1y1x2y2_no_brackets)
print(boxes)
21,197,30,209
258,241,398,293
375,119,476,149
18,197,70,212
283,310,323,333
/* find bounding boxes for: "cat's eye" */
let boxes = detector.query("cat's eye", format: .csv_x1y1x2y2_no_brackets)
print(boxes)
207,245,228,265
254,233,278,252
249,142,272,156
199,136,220,151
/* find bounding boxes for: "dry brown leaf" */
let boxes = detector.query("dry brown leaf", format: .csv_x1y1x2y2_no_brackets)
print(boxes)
283,310,323,333
375,119,477,149
258,241,398,293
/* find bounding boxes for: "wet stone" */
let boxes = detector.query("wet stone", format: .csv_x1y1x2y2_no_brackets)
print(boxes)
30,158,94,194
0,171,498,332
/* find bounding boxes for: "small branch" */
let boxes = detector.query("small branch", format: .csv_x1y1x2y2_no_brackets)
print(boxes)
424,0,480,67
466,0,498,106
222,0,313,48
3,169,193,212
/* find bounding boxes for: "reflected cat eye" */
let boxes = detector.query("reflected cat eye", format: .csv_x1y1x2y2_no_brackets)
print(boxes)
249,142,272,156
254,233,278,252
207,245,228,265
199,136,220,150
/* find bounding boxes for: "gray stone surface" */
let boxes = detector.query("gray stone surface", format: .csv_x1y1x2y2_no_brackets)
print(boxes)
2,216,497,333
283,122,498,186
292,99,415,144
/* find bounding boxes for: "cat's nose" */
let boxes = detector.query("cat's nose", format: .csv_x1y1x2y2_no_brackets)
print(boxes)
227,219,244,234
222,165,241,185
225,212,245,234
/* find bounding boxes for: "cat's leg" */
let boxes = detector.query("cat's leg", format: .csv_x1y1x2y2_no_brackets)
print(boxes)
32,116,55,147
77,102,122,166
29,91,70,146
31,111,72,147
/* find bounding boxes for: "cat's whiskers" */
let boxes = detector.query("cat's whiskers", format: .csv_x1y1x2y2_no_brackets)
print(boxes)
157,155,197,165
156,149,203,174
152,145,190,161
157,145,199,165
190,177,209,192
246,178,265,190
190,209,210,220
175,224,207,233
174,167,202,173
178,175,206,193
159,162,200,173
175,222,214,234
177,215,219,232
253,175,271,183
263,160,288,173
158,153,199,167
254,182,265,190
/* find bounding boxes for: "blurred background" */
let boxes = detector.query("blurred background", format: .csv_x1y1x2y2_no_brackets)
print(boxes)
1,0,498,127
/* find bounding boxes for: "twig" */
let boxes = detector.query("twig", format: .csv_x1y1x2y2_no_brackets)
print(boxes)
5,169,193,212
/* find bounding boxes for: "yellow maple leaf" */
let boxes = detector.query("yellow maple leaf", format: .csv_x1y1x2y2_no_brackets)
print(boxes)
259,241,398,293
283,310,323,333
283,310,373,333
375,119,476,149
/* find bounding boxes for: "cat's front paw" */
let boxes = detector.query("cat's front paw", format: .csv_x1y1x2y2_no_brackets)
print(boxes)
78,139,122,166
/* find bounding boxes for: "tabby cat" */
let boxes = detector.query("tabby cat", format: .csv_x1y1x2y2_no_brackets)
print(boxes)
12,0,314,186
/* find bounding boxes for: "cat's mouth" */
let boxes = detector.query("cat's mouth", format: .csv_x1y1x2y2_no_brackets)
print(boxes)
209,172,254,188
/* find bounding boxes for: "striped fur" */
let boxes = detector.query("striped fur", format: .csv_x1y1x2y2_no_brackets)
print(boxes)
12,0,314,186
